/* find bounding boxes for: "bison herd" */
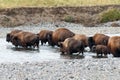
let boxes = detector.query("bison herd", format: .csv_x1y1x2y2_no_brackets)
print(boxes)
6,28,120,57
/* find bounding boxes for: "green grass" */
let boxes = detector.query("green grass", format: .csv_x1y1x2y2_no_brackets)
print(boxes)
0,0,120,8
99,8,120,23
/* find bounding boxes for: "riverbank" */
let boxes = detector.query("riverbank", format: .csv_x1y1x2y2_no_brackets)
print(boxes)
0,5,120,27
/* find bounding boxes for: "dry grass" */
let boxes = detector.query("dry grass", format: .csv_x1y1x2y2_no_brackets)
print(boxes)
0,0,120,8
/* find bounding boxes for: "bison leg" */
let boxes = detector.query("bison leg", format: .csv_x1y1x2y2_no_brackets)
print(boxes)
60,51,65,55
97,53,99,57
67,50,72,55
15,45,18,48
36,43,39,49
81,51,84,56
41,41,43,45
101,53,103,57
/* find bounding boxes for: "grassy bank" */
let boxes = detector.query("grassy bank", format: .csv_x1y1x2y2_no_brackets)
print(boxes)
0,0,120,8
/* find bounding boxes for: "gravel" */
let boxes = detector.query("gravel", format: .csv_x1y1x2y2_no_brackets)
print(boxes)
0,21,120,38
0,21,120,80
0,59,120,80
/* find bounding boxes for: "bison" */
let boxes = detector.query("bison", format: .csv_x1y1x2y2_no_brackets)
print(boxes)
6,29,22,42
88,33,110,51
92,45,110,57
37,30,53,45
11,31,39,49
59,38,85,55
108,36,120,57
73,34,88,47
47,28,75,46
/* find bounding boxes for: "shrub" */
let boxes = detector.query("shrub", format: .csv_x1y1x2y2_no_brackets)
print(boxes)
64,15,75,22
99,8,120,23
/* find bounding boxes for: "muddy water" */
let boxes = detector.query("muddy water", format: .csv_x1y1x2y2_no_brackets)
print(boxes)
0,38,114,63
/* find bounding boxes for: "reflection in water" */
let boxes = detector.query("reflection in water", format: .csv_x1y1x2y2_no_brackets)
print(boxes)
92,56,108,58
6,45,40,53
11,47,39,52
61,54,85,59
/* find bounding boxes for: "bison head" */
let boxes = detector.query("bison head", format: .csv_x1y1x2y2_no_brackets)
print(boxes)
88,37,95,51
47,32,55,46
11,36,21,47
6,33,11,42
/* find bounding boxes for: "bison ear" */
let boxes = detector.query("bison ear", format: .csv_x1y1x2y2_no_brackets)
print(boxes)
58,42,63,48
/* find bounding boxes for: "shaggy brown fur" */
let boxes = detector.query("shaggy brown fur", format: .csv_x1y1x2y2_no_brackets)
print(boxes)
6,29,22,42
73,34,88,47
92,45,110,57
59,38,84,55
48,28,75,46
12,31,39,48
37,30,53,45
88,33,110,50
108,36,120,57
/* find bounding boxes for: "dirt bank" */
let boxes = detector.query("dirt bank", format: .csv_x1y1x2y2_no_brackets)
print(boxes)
0,5,120,27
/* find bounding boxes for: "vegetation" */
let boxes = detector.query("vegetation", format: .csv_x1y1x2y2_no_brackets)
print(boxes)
64,15,75,23
0,0,120,8
99,8,120,23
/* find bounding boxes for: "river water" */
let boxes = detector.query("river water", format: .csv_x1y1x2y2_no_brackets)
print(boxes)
0,36,116,63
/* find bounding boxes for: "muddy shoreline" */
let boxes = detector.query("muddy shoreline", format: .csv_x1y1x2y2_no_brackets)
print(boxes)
0,5,120,27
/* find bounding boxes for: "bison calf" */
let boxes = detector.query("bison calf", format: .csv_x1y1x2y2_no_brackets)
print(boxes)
88,33,109,51
92,45,110,57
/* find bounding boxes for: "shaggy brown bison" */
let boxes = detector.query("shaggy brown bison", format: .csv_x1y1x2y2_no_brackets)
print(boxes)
92,45,110,57
88,33,110,50
59,38,85,55
108,36,120,57
47,28,75,46
73,34,88,47
37,30,53,45
12,31,39,49
6,29,22,42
